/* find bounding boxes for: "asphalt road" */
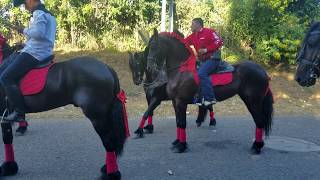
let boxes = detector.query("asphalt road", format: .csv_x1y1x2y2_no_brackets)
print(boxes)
1,115,320,180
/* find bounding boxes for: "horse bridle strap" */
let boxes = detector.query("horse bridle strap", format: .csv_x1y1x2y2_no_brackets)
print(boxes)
300,58,320,78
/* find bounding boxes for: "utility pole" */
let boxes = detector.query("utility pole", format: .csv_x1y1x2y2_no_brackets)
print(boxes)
168,0,174,32
160,0,167,32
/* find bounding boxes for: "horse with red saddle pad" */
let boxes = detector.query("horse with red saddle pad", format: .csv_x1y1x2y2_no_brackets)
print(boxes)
0,41,128,180
129,51,218,139
146,30,274,155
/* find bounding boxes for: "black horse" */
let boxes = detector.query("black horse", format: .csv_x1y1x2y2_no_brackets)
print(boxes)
0,47,129,180
146,29,273,154
296,21,320,87
1,42,29,135
129,50,216,138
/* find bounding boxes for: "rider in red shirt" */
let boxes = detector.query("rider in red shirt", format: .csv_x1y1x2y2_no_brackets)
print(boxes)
185,18,223,106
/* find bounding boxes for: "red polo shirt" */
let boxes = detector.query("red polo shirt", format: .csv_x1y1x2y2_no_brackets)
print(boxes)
185,28,223,61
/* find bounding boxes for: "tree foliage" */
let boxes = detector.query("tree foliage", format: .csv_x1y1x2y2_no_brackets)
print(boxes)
0,0,319,64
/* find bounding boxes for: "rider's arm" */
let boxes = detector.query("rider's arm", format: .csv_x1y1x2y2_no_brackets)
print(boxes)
184,34,194,46
205,29,223,53
23,10,47,41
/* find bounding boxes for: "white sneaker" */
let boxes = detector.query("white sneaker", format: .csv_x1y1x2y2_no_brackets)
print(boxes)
195,97,204,106
203,100,217,106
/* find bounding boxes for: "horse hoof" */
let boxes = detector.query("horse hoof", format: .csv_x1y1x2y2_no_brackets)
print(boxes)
172,142,188,153
143,125,154,134
196,122,202,127
100,170,121,180
100,164,107,175
1,161,18,176
134,128,144,138
171,139,180,149
15,126,27,136
251,141,264,154
196,119,203,127
209,118,216,127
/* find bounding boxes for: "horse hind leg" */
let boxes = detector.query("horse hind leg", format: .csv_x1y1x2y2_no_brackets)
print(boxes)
196,105,216,128
81,102,124,180
196,105,207,127
241,95,270,154
207,105,217,128
88,116,122,180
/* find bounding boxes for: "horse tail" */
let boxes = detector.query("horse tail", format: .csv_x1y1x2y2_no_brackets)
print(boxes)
108,67,130,155
262,84,274,136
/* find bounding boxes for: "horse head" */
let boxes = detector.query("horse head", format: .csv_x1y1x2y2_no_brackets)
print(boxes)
146,28,168,75
128,51,145,85
295,21,320,87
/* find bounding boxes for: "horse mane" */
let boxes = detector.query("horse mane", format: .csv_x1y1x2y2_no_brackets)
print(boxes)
303,21,320,43
159,31,194,57
309,22,320,32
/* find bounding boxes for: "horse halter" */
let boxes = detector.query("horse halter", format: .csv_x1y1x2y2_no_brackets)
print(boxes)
297,30,320,79
131,57,144,84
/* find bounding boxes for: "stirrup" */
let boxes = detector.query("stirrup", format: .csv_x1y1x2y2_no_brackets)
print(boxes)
0,109,9,123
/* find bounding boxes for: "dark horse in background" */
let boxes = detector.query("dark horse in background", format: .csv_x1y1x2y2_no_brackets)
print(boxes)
296,21,320,87
129,50,216,138
0,47,129,180
146,29,274,154
1,42,28,135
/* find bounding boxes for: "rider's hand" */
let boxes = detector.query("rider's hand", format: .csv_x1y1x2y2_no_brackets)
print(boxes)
13,42,25,51
13,25,24,34
198,48,207,55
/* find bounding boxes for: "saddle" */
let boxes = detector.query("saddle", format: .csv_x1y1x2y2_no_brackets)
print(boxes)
195,59,234,86
196,60,234,74
20,55,55,96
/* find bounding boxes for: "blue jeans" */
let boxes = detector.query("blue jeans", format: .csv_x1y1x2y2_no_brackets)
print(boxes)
198,59,220,101
0,52,40,112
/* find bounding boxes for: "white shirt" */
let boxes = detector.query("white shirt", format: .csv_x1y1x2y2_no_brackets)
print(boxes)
21,10,56,61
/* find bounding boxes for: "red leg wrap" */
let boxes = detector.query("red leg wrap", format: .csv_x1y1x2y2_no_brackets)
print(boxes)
255,128,263,142
19,121,28,127
4,144,15,162
147,116,153,125
139,117,147,129
179,128,186,143
209,111,214,120
106,151,118,174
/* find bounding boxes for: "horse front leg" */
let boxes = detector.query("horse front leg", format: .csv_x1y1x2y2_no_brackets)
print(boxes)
172,99,188,153
1,122,18,176
134,97,160,138
143,93,154,134
16,115,28,136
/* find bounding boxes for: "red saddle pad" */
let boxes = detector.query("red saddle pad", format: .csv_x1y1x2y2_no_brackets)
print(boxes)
20,63,54,96
210,73,233,86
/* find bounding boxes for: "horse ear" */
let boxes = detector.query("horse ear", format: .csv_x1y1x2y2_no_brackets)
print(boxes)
138,30,150,45
153,28,158,38
128,51,133,60
133,52,138,59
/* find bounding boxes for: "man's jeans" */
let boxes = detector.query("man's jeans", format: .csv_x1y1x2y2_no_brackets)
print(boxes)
198,59,220,101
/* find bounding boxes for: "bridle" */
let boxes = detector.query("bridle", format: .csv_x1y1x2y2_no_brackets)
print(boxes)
297,30,320,79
